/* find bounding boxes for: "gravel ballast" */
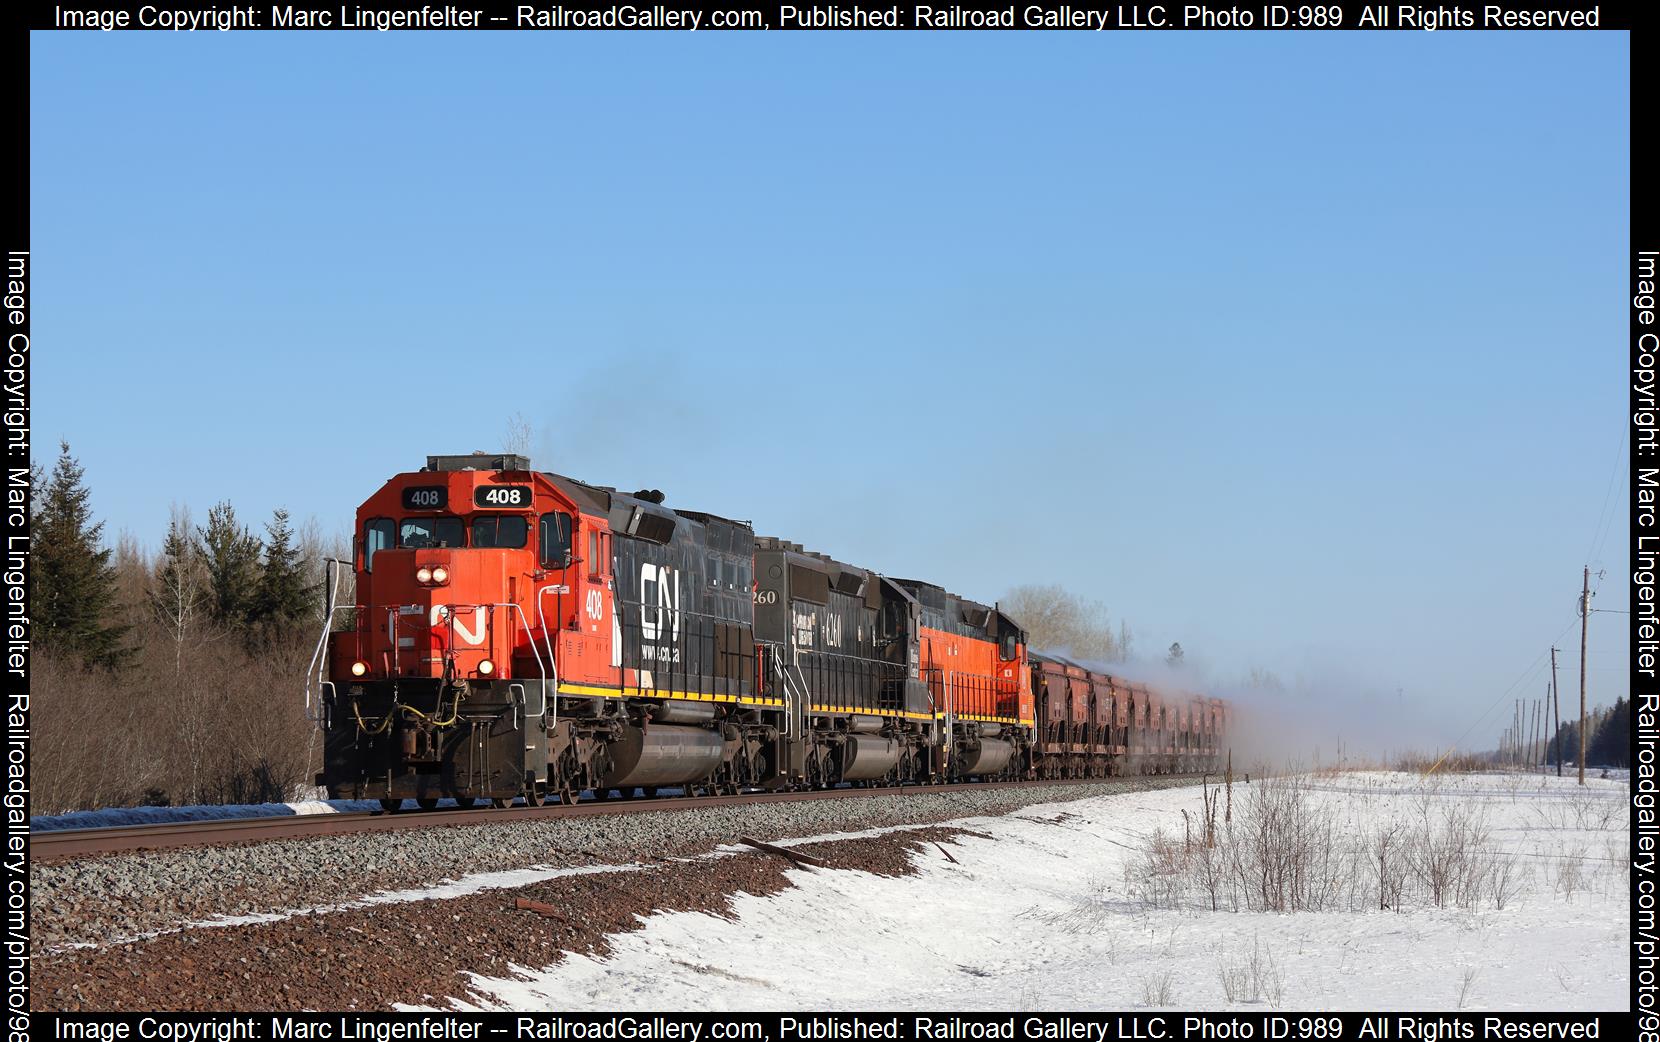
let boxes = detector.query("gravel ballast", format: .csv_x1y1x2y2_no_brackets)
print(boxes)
32,777,1200,1010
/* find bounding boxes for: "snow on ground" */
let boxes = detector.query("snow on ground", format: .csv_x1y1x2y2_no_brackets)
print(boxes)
30,799,384,831
417,770,1629,1013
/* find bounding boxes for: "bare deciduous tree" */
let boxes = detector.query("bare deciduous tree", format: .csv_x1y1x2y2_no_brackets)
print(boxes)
503,411,534,457
111,530,152,617
1000,584,1122,661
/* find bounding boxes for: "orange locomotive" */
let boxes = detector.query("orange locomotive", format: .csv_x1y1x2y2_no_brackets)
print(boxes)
310,453,1225,809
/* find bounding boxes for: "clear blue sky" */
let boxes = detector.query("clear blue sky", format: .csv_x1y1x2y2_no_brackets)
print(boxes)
31,30,1630,752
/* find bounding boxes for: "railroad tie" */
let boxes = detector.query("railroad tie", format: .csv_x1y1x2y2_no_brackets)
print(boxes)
739,836,827,868
513,897,562,918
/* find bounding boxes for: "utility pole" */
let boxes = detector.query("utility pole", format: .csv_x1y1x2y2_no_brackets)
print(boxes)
1520,700,1533,766
1533,696,1543,769
1528,697,1535,769
1551,646,1561,777
1579,566,1590,786
1528,697,1535,768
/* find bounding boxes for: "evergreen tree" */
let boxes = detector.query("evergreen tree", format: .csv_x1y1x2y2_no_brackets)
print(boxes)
1587,697,1630,768
31,441,133,671
249,508,311,641
198,501,263,632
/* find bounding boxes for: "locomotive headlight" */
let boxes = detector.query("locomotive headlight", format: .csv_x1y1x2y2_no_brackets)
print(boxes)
416,566,433,584
477,658,495,676
431,566,448,584
351,660,369,677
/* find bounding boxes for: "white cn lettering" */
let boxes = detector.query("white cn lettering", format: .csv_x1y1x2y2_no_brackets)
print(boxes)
639,563,681,643
431,604,486,646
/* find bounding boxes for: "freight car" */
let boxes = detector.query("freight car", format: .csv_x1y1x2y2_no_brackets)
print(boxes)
308,454,1225,808
1028,652,1226,778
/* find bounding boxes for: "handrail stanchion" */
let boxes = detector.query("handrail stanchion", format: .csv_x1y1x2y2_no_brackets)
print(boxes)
498,602,547,719
535,585,566,731
304,559,347,725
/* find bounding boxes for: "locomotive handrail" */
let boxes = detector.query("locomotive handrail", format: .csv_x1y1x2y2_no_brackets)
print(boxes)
387,607,401,678
755,640,795,738
494,601,548,720
534,585,567,731
432,600,550,720
303,559,348,725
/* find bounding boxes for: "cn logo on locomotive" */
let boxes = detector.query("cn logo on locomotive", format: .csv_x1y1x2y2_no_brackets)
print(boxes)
639,563,682,645
430,604,486,646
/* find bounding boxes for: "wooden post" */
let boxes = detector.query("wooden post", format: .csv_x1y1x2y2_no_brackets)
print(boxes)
1533,696,1543,769
1551,646,1562,778
1225,749,1233,825
1579,567,1589,785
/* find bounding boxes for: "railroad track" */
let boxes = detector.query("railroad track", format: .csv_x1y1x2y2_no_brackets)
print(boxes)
30,773,1210,860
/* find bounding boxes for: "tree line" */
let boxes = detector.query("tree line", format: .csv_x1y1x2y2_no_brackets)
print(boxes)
1549,697,1629,771
31,442,345,814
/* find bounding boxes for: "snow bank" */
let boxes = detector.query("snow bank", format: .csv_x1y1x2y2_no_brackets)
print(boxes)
30,799,383,832
417,770,1629,1013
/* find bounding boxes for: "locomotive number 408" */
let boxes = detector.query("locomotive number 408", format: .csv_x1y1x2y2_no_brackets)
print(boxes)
475,485,531,508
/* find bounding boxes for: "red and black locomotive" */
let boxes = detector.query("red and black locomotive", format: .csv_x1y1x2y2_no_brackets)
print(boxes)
310,454,1227,809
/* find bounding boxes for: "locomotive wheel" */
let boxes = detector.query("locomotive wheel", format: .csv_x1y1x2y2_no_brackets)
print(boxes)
416,798,438,811
490,796,513,809
378,799,402,814
454,797,477,810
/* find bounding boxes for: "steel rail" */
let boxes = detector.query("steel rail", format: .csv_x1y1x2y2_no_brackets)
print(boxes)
30,773,1210,861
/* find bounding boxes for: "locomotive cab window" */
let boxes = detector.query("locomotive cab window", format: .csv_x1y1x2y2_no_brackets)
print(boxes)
400,516,464,549
363,518,394,572
539,512,573,567
472,515,528,549
999,630,1018,660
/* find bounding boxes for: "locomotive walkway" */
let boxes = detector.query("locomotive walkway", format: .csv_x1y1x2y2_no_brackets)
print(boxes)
30,773,1207,860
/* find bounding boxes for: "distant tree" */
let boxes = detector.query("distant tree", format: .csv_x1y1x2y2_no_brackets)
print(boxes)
152,505,209,670
198,501,263,632
248,508,311,642
1245,666,1285,691
1551,702,1617,769
31,441,133,671
503,411,534,457
1166,642,1185,668
1587,697,1629,768
1000,584,1120,660
111,531,152,616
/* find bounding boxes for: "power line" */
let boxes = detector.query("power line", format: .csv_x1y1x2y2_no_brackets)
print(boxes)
1430,613,1582,769
1585,427,1625,567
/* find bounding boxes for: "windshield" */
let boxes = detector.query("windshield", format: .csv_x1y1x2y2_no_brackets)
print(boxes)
400,516,464,548
472,515,528,549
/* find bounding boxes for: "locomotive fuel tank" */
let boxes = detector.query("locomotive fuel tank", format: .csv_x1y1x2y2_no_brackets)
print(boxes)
957,737,1013,776
839,734,901,781
647,700,720,726
600,724,725,788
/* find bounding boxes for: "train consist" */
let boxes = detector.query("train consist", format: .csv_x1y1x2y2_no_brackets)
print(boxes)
310,454,1228,809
